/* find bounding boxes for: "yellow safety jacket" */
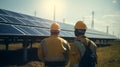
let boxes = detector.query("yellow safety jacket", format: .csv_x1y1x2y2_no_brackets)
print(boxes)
38,35,70,62
70,35,97,64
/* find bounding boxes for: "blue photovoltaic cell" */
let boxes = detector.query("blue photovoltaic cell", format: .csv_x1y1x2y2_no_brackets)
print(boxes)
59,23,73,30
19,19,36,26
0,9,8,15
3,16,25,25
20,18,51,27
30,21,46,27
30,27,42,35
60,31,70,37
0,17,5,22
14,26,43,36
14,26,29,34
42,22,51,28
86,29,106,35
85,32,115,39
15,26,37,35
35,28,50,36
2,9,24,18
0,23,23,35
67,31,75,37
20,14,35,20
17,18,47,27
0,15,10,23
32,17,44,22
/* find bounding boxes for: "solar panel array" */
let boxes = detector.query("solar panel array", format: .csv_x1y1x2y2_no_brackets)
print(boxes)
0,9,116,39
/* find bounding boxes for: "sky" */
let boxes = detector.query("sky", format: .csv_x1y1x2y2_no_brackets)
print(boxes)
0,0,120,38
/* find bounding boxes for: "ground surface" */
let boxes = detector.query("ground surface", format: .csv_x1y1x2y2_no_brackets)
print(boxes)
96,41,120,67
0,41,120,67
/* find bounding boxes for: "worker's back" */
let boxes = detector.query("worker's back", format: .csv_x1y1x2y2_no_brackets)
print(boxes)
44,35,66,61
69,43,80,64
38,35,70,67
38,22,70,67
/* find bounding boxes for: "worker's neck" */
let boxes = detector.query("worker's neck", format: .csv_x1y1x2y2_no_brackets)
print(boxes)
77,35,86,38
51,34,58,36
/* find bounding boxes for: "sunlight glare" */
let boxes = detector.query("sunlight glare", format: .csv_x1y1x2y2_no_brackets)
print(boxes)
40,0,66,20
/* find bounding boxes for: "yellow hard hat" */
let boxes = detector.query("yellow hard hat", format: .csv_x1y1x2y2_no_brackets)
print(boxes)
74,20,87,29
50,22,60,31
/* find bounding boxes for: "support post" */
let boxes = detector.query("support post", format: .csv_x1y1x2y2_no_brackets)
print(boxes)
5,38,9,50
22,37,29,63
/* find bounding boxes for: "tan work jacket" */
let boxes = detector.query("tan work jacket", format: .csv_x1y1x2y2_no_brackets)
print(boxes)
70,35,97,64
38,35,70,62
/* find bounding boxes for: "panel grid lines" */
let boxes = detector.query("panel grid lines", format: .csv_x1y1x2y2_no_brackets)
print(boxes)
0,9,117,39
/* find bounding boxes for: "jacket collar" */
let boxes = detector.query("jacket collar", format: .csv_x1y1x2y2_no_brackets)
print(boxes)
75,35,86,41
50,35,58,38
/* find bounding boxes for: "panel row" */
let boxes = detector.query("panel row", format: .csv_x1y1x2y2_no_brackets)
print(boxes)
0,9,74,30
0,23,75,37
0,15,51,28
0,9,116,39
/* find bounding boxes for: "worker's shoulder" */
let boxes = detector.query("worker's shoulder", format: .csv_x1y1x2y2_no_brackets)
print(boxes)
90,40,95,45
87,38,97,47
58,37,66,40
41,38,48,43
58,37,68,43
42,36,51,40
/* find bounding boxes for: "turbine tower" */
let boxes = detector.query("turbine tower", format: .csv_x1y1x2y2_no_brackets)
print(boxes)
91,11,94,29
53,5,56,21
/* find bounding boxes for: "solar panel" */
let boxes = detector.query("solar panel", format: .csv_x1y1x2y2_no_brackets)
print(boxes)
0,9,52,28
32,17,44,22
0,15,10,23
59,23,74,30
67,31,75,37
86,29,103,35
14,26,39,35
0,9,8,15
60,31,72,37
0,23,23,35
2,9,24,18
18,19,36,26
33,21,46,27
60,31,75,37
20,14,35,20
0,9,117,39
0,17,5,22
3,16,25,25
35,28,50,36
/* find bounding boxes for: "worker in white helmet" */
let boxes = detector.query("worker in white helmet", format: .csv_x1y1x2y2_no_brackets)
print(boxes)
70,20,97,67
38,22,71,67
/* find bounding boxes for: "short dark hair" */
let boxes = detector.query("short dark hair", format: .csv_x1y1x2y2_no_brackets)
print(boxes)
50,30,59,35
74,29,86,36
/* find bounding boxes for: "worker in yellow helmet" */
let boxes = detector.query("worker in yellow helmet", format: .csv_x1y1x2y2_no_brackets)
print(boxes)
70,20,97,67
38,22,71,67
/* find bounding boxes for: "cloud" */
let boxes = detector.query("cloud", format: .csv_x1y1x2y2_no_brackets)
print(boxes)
102,14,120,24
101,13,120,35
103,14,120,18
112,0,117,4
